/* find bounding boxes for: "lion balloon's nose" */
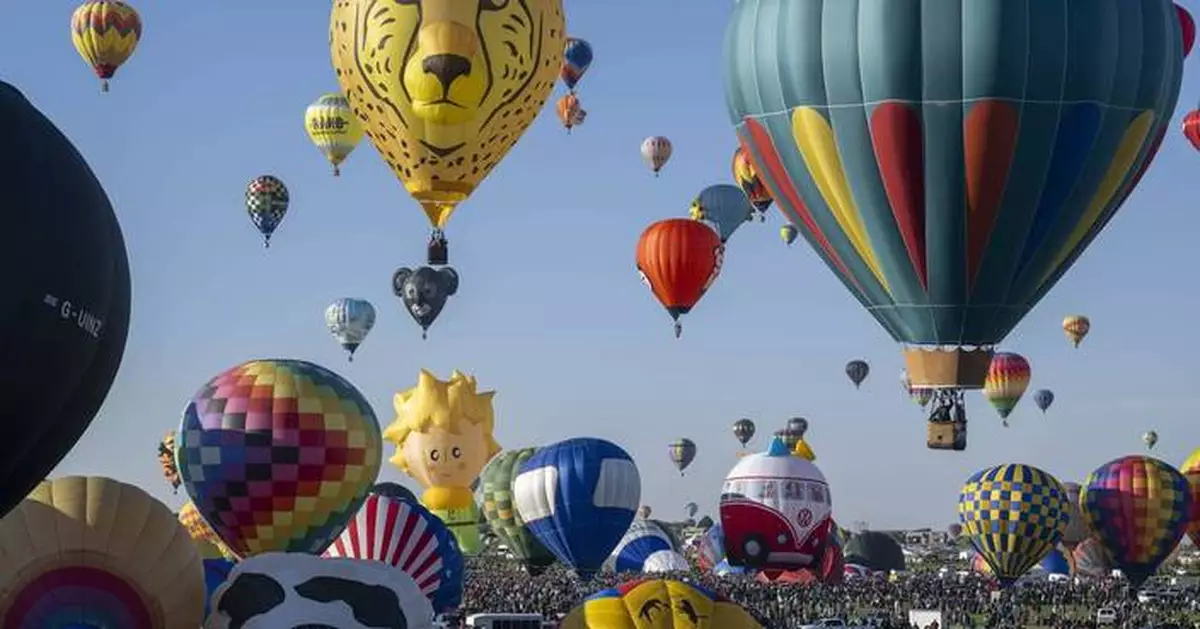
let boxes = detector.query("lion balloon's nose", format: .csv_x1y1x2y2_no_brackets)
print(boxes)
423,54,472,90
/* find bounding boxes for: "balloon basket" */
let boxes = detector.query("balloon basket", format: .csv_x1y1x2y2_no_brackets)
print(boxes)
428,235,448,266
903,347,993,389
926,419,967,451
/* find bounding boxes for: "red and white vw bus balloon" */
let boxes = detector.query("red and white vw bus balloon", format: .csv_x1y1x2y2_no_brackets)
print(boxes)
719,438,832,571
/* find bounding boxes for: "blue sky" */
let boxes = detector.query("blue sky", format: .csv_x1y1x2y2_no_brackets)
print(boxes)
7,1,1200,531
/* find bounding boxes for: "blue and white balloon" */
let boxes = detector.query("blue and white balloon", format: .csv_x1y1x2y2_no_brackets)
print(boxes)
324,298,376,361
607,519,681,573
513,438,641,579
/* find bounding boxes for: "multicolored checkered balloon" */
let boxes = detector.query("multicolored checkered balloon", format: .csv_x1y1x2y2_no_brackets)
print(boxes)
178,359,382,558
958,464,1069,586
1082,455,1191,587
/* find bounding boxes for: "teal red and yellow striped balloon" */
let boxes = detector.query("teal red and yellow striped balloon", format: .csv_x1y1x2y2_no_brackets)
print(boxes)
1083,455,1191,587
723,1,1183,387
983,353,1031,422
178,359,383,558
958,464,1069,586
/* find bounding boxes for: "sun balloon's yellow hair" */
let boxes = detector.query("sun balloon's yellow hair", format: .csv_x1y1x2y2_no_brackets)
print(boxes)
383,369,501,473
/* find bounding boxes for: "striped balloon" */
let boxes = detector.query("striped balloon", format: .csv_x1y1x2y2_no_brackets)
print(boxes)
983,353,1031,423
324,494,463,612
323,493,464,612
958,464,1069,586
1082,455,1191,587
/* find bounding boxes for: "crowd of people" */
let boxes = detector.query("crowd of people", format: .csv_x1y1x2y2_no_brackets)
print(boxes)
459,557,1200,629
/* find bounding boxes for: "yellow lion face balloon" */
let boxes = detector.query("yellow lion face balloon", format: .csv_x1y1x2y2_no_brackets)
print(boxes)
330,0,565,227
561,579,763,629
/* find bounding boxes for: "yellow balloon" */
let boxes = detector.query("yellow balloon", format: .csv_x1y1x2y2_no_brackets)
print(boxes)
0,476,205,627
382,369,502,555
304,93,364,176
561,578,763,629
330,0,565,229
71,1,142,92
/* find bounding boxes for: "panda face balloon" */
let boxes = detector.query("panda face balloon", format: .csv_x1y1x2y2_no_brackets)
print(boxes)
205,552,434,629
393,266,459,338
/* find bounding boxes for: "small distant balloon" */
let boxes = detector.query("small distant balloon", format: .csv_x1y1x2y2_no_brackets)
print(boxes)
845,360,869,388
1062,315,1091,348
787,417,808,438
560,37,593,92
732,418,755,447
1033,389,1054,413
325,298,376,361
245,175,289,248
780,224,798,246
394,266,459,339
71,1,142,92
641,136,672,176
689,184,754,243
668,438,696,475
983,352,1031,426
1143,430,1159,450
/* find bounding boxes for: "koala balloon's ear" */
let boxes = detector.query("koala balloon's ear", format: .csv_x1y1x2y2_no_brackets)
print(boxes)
392,268,413,296
438,267,459,295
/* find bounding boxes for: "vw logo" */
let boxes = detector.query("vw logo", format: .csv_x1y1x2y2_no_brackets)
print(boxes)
796,508,813,527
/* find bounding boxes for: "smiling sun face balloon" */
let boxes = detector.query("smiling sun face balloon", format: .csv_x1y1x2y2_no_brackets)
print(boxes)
330,0,565,229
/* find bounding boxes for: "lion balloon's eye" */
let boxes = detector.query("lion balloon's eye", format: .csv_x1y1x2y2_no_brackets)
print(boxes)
480,0,509,9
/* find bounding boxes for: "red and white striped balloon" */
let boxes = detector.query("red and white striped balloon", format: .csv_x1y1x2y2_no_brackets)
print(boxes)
323,494,445,596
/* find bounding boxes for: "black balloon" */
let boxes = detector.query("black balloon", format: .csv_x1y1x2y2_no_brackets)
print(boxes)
0,82,132,519
393,266,459,338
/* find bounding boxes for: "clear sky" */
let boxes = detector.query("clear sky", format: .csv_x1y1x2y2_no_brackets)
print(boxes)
8,2,1200,532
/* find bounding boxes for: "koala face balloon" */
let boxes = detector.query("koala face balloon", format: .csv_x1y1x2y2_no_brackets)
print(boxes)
205,552,434,629
393,266,459,338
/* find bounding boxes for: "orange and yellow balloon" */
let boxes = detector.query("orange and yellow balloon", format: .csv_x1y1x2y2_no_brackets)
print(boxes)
70,1,142,92
983,352,1031,426
1063,315,1091,348
330,1,564,262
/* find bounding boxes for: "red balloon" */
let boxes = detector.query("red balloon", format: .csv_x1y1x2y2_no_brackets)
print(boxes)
1178,4,1196,57
1183,109,1200,151
635,218,723,337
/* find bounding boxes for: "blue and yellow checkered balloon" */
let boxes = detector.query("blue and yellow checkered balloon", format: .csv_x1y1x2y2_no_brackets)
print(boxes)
958,464,1069,586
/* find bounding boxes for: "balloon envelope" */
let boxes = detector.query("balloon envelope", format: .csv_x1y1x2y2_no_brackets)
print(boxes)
561,579,762,629
178,359,383,557
723,1,1182,384
0,82,132,521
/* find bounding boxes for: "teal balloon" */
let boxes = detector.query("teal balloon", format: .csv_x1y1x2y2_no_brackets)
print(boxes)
722,1,1182,347
689,184,753,242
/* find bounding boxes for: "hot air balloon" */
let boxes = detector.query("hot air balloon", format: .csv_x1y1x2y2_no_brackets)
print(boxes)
561,37,594,93
787,417,809,439
901,370,933,408
207,553,434,629
0,476,206,628
983,353,1032,426
178,359,383,557
958,464,1069,587
606,519,687,574
325,298,376,361
1072,536,1114,578
720,438,833,571
641,136,673,176
845,359,869,388
330,1,564,266
1179,3,1196,57
689,184,754,242
685,502,699,519
157,430,180,492
637,218,724,337
384,369,499,556
724,1,1183,444
479,447,558,575
947,523,962,539
1062,315,1092,348
561,579,763,629
324,492,465,613
556,93,587,133
732,145,774,219
780,224,798,246
732,418,755,447
304,93,363,176
245,175,289,248
178,500,237,561
669,438,697,475
638,505,653,519
1144,430,1160,450
1082,455,1191,588
1033,389,1055,413
71,1,141,92
514,438,641,580
1184,108,1200,151
0,82,132,522
1183,448,1200,549
393,266,459,339
1059,482,1090,552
